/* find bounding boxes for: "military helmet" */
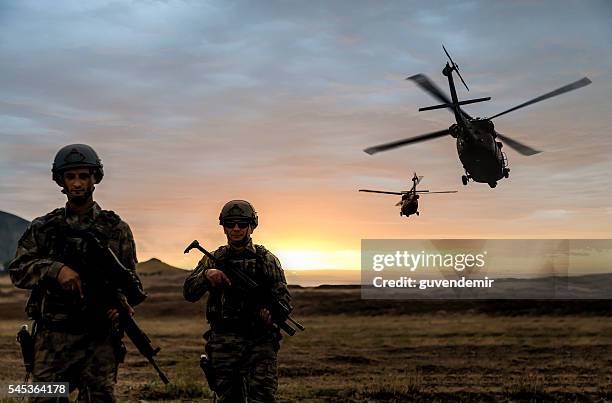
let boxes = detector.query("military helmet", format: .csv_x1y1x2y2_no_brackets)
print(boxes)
219,200,258,229
52,144,104,186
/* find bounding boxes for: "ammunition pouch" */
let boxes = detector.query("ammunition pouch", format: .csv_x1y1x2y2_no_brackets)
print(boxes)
37,287,112,334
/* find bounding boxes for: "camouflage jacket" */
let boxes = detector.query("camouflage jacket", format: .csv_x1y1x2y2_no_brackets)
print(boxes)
8,202,142,328
183,240,291,332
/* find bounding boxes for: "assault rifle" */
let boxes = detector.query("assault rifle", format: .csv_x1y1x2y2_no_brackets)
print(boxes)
184,239,304,336
63,230,170,384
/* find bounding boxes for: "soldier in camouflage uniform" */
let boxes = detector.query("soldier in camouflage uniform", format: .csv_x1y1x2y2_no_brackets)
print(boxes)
184,200,291,403
8,144,143,403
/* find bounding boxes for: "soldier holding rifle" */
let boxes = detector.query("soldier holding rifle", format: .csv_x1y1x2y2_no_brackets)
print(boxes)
184,200,297,403
9,144,152,402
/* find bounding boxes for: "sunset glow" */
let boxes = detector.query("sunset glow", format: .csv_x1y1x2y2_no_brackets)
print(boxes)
1,1,610,278
275,249,360,271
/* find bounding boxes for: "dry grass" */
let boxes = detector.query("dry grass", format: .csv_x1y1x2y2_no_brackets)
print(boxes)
27,314,605,401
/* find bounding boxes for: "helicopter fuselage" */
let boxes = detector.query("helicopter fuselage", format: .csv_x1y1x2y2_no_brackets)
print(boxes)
450,120,507,185
443,65,508,187
400,194,419,217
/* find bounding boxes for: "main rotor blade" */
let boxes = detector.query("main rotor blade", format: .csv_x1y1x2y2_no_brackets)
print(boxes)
364,129,450,155
407,74,472,120
359,189,405,196
496,132,541,156
418,191,458,194
489,77,591,120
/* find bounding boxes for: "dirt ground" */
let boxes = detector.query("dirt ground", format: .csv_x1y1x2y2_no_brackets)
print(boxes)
1,265,612,402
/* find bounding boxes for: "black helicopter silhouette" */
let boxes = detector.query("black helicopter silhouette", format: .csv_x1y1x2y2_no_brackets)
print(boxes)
364,46,592,188
359,173,456,217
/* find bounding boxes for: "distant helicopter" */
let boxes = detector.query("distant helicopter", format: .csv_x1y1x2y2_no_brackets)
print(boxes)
364,46,591,188
359,173,457,217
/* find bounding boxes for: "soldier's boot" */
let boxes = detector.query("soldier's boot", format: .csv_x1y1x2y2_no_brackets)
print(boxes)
76,385,116,403
215,379,247,403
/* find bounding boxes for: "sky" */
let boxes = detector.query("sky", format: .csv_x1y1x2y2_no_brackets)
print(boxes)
1,0,611,273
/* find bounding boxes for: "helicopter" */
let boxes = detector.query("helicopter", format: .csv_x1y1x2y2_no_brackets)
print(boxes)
364,46,592,188
359,173,457,217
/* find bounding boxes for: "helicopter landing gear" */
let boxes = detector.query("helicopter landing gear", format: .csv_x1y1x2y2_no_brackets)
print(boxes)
488,182,497,188
461,175,468,186
416,211,419,216
503,168,510,178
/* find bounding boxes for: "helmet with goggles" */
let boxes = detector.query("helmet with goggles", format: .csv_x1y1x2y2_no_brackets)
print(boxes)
219,200,258,229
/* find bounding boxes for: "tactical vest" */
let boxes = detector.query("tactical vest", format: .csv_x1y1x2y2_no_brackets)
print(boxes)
206,245,273,333
27,208,123,331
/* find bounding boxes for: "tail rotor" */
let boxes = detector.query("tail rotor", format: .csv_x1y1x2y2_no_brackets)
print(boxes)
443,44,469,92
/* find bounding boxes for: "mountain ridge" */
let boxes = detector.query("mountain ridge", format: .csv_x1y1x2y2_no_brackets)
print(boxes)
0,211,30,269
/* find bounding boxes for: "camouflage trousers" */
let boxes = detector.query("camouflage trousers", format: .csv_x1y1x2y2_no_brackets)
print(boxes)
30,326,119,403
204,330,279,403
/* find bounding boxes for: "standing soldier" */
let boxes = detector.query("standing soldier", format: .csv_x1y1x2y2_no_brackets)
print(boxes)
9,144,144,402
184,200,292,403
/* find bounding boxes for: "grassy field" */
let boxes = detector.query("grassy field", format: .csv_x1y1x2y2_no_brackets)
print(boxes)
1,261,612,401
1,313,611,401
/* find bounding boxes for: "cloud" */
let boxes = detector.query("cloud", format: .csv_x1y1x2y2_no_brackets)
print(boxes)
1,0,611,266
529,209,570,220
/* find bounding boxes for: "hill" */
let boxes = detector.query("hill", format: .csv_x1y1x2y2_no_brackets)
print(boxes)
2,258,612,321
134,258,201,318
0,211,29,269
